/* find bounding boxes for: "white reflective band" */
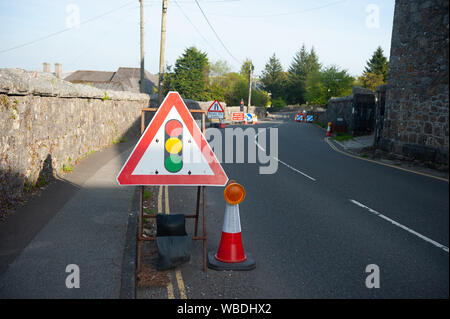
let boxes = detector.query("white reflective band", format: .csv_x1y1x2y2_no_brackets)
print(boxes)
222,203,241,234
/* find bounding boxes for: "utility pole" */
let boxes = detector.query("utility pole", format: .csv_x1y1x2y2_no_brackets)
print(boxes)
139,0,145,94
247,66,252,113
158,0,169,105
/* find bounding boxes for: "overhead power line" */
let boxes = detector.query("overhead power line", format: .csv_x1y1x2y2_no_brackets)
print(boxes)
193,0,241,65
173,0,225,60
0,0,136,54
210,0,347,18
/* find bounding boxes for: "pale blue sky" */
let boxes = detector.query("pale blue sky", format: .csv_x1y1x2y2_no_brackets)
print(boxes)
0,0,395,77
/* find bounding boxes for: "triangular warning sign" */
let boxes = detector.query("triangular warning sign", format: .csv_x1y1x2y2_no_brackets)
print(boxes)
117,92,228,186
207,100,224,112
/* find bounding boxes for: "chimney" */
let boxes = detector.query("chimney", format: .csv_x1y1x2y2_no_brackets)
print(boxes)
55,63,62,79
43,62,50,73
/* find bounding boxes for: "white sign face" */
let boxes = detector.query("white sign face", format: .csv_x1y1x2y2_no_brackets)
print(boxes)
133,107,214,176
208,111,224,119
209,101,223,112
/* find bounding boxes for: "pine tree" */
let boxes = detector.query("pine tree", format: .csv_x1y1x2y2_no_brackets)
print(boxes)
364,46,389,82
287,44,321,105
172,47,210,100
260,54,287,100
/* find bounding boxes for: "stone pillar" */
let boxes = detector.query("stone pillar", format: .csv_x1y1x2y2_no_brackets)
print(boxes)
55,63,62,79
43,62,50,73
382,0,449,163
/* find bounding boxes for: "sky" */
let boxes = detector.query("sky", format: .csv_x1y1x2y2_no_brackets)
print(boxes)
0,0,395,77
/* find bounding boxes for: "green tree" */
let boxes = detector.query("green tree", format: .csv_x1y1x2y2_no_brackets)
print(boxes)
210,59,231,78
260,53,287,101
364,46,389,82
287,44,321,105
171,47,210,100
161,65,175,96
305,65,354,105
222,72,268,107
240,58,254,77
357,72,385,91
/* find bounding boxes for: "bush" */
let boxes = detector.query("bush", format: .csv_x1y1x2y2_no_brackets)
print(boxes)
271,98,286,108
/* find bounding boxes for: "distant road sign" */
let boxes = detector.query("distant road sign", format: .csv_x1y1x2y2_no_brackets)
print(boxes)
208,100,224,112
207,100,224,119
232,112,245,122
117,92,228,186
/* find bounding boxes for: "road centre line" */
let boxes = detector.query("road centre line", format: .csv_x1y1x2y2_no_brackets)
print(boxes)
254,125,316,181
350,199,449,253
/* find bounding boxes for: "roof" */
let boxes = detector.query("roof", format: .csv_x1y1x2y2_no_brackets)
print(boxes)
64,67,158,94
64,70,114,83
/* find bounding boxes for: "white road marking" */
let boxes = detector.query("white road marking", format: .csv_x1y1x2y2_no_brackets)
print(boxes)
254,125,316,181
350,199,449,253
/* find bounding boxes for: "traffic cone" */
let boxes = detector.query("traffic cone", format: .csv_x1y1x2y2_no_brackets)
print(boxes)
326,122,332,137
207,181,256,271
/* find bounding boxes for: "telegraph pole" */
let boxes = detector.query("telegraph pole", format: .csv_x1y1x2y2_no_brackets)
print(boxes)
158,0,169,105
139,0,145,93
247,66,252,113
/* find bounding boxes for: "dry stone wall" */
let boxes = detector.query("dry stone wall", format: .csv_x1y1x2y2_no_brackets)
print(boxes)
0,68,149,201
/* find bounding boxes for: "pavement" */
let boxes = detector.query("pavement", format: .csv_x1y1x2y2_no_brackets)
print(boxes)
333,134,375,150
0,139,139,298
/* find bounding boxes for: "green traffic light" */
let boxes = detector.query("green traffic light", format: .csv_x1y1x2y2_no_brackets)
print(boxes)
165,154,183,173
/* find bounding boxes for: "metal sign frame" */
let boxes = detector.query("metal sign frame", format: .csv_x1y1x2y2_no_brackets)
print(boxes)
137,108,208,273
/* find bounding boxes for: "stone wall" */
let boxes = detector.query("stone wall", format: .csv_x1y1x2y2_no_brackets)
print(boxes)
380,0,449,164
0,68,149,201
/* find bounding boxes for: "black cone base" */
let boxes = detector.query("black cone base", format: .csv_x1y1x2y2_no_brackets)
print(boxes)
207,251,256,271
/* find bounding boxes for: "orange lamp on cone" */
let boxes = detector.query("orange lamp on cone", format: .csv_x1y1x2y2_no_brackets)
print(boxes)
207,181,256,271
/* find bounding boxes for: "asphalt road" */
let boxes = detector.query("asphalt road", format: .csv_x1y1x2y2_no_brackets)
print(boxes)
154,116,449,299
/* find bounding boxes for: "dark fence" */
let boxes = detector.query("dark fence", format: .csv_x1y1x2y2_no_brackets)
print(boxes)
326,87,376,136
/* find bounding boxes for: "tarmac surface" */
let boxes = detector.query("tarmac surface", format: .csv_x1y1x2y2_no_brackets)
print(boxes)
0,115,448,299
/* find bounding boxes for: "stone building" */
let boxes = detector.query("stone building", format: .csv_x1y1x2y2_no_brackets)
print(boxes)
380,0,449,164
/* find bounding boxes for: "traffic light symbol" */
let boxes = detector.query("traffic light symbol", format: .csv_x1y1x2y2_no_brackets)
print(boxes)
164,119,183,173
